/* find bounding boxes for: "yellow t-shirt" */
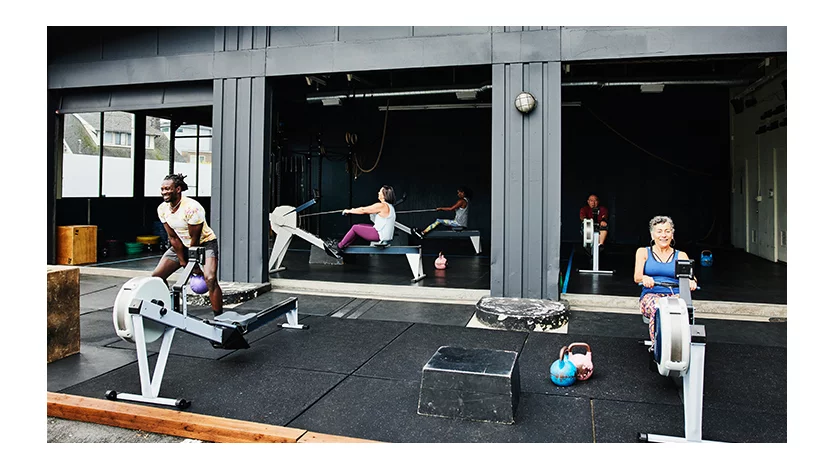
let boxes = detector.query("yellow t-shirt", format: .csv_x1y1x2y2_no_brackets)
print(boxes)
157,196,216,246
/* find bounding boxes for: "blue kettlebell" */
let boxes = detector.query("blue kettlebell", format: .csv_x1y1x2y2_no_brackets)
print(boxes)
189,274,208,294
700,250,713,267
549,346,577,387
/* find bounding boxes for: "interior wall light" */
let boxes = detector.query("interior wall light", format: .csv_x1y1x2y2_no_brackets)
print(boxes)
640,84,665,93
514,92,536,114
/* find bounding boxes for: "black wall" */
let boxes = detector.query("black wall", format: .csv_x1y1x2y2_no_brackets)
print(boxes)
275,99,492,243
561,86,731,247
277,85,731,250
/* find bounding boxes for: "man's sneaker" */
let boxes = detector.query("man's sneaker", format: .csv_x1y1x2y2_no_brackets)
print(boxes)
411,227,424,240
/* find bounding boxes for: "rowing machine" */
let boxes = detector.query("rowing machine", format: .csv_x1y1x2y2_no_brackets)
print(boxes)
107,246,307,409
268,198,427,282
578,215,613,275
638,259,718,443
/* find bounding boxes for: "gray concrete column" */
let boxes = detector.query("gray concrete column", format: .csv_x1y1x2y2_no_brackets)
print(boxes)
211,77,271,283
491,61,562,300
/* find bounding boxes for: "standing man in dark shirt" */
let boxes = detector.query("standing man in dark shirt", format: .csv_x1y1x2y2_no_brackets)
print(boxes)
580,194,609,249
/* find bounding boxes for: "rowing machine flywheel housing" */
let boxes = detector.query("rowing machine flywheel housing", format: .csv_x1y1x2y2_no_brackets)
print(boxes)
112,277,170,343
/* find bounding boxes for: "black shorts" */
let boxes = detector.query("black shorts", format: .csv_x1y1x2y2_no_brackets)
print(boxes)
163,239,218,262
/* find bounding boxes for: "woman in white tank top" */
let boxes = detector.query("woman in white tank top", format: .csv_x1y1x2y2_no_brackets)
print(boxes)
413,187,471,239
325,185,397,258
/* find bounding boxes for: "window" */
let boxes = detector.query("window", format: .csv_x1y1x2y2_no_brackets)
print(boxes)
144,118,211,197
145,117,171,196
61,113,101,197
104,131,132,147
197,135,212,196
101,112,134,197
61,111,135,197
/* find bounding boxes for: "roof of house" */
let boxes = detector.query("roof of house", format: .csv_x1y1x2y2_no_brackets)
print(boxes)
64,113,185,161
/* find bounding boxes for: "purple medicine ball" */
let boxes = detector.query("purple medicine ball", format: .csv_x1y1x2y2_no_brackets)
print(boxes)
190,274,208,294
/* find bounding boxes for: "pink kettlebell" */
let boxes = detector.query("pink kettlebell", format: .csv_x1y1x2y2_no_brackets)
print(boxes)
435,252,447,270
567,342,594,381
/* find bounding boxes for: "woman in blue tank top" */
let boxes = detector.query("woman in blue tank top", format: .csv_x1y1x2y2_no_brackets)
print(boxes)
633,215,698,348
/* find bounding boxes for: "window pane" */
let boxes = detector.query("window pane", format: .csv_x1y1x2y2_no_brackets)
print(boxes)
197,136,212,197
145,116,171,197
199,125,212,136
174,130,197,197
61,113,101,197
101,111,134,197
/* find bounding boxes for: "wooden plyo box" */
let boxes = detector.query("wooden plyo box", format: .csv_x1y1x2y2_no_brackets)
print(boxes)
56,225,97,265
47,265,80,363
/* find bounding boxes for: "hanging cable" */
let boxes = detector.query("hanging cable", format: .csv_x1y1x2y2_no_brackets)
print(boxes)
584,106,713,177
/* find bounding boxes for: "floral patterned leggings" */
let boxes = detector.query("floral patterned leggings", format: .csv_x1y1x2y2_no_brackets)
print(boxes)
640,292,679,347
422,219,462,234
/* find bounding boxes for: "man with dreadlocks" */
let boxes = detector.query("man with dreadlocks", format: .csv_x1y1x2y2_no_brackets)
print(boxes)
153,173,224,316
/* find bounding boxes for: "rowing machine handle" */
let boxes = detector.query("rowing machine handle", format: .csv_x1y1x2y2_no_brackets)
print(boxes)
638,282,700,290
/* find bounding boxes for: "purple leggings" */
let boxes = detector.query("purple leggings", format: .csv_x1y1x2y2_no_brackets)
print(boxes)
338,224,380,249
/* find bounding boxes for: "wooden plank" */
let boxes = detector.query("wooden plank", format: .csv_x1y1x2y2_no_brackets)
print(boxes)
46,266,80,363
298,432,379,443
47,392,306,443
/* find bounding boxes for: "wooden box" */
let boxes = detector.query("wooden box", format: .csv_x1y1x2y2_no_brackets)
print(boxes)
47,265,80,363
56,225,97,265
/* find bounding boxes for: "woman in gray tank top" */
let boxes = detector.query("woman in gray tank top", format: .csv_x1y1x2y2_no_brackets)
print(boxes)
413,187,470,239
324,185,397,259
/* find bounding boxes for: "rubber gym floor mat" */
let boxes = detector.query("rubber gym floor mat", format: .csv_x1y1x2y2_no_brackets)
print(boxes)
229,291,355,317
517,332,683,407
80,275,130,295
286,375,594,443
106,311,309,361
80,308,130,347
80,285,123,314
58,353,347,427
353,322,527,382
701,342,787,415
697,318,787,348
221,315,412,375
591,398,786,443
564,310,651,340
566,310,788,347
357,299,476,326
47,344,140,393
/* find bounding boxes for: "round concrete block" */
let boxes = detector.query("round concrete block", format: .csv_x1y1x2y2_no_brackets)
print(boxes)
475,297,571,332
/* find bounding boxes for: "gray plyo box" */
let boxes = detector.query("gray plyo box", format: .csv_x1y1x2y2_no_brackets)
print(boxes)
417,346,520,424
